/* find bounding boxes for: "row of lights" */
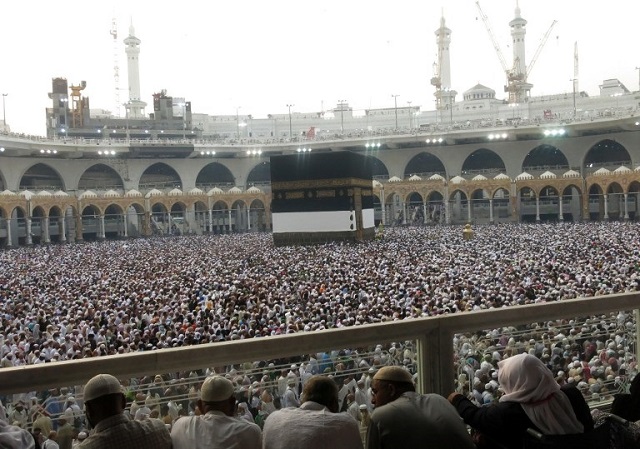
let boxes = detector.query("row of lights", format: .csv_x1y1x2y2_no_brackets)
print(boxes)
488,133,508,140
199,151,217,156
39,149,58,154
425,138,444,144
246,149,262,156
297,147,312,153
0,147,4,153
97,150,117,156
543,128,566,137
365,142,382,149
100,129,195,134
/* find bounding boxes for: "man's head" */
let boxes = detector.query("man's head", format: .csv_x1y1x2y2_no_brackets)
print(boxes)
83,374,125,428
371,366,415,408
301,376,339,412
197,376,236,417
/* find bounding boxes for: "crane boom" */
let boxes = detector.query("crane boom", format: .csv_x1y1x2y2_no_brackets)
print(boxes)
111,17,121,118
526,20,557,78
475,1,509,74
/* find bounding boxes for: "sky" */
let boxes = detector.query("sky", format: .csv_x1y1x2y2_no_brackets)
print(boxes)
1,0,639,136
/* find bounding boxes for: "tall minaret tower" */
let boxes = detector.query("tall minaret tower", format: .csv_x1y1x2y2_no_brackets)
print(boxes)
508,1,532,101
123,21,146,118
432,14,457,114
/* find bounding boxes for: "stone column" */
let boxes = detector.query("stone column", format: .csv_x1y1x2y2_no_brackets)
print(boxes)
228,209,233,233
422,202,427,225
247,207,251,232
535,197,541,222
208,208,213,233
26,218,32,245
603,194,609,220
558,195,564,221
99,215,106,239
489,199,494,224
380,191,386,226
123,213,128,237
445,200,451,225
6,218,12,247
59,216,67,242
43,217,50,243
76,214,84,242
624,193,629,220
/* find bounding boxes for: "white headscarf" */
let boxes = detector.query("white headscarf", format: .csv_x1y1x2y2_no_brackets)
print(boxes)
0,419,35,449
498,353,584,435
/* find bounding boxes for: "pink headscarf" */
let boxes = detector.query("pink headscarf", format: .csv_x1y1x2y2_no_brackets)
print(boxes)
498,353,584,435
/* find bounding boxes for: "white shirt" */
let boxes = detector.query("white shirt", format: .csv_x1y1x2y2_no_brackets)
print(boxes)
282,386,300,408
263,401,363,449
170,410,261,449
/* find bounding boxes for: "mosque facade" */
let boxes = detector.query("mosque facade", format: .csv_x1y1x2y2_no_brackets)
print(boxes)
1,6,640,246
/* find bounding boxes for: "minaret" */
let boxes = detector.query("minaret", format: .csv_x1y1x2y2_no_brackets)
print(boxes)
432,13,456,114
123,21,146,118
509,1,527,80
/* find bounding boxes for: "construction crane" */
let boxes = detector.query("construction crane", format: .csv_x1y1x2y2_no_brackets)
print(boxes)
430,49,444,110
475,1,556,104
526,20,558,80
111,16,121,118
69,81,87,129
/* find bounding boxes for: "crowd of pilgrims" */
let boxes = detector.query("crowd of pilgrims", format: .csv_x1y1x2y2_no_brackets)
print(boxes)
0,222,638,432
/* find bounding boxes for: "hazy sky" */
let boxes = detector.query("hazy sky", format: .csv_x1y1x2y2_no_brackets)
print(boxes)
1,0,638,135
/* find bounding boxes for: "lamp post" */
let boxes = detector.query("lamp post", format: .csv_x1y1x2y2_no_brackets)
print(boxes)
338,99,347,134
1,93,7,131
236,106,241,139
180,102,187,139
286,104,294,141
59,97,69,134
391,94,399,130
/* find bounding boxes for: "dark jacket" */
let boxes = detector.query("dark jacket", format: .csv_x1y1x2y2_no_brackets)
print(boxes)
451,385,593,449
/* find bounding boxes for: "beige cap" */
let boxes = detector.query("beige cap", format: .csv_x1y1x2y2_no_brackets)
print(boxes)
201,376,235,402
373,366,414,384
83,374,123,402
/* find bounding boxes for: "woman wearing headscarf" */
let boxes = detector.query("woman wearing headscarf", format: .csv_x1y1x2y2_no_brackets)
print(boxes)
448,353,593,449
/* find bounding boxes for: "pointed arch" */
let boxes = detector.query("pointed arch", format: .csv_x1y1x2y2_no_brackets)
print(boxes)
606,182,625,220
247,161,271,187
461,149,506,176
79,164,125,190
212,200,231,234
20,163,65,191
404,152,446,179
406,192,424,225
522,144,569,173
449,189,470,224
81,205,101,241
140,163,183,190
628,181,640,220
583,139,631,173
588,183,605,221
196,162,235,189
470,188,491,223
249,199,268,232
518,187,537,222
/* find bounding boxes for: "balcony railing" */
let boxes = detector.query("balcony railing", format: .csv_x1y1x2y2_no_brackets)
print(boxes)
1,292,638,398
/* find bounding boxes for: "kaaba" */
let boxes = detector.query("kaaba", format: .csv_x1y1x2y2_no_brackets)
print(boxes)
270,151,375,246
